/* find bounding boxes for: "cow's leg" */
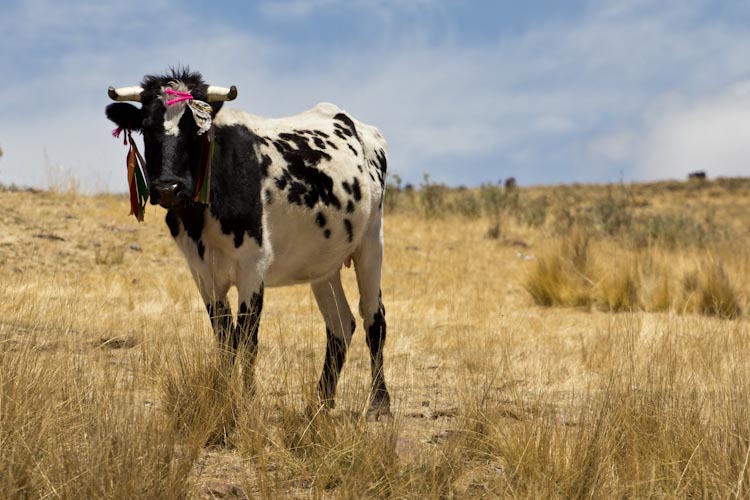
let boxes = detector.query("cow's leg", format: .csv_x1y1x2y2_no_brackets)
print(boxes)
205,299,234,349
235,267,264,389
311,271,356,410
353,218,392,420
192,270,234,354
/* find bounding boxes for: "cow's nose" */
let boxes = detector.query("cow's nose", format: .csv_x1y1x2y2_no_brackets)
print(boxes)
151,182,184,208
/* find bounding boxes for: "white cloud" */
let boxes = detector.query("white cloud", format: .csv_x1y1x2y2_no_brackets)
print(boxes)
637,81,750,180
3,0,750,189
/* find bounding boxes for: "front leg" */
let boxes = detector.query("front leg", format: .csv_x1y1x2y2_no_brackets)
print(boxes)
236,264,265,389
235,283,264,367
206,299,235,352
167,208,236,356
191,269,235,357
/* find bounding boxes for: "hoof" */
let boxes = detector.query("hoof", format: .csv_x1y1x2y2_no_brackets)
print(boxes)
366,403,392,422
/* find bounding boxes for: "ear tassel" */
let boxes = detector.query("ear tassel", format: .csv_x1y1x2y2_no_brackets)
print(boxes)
120,129,149,221
113,127,213,219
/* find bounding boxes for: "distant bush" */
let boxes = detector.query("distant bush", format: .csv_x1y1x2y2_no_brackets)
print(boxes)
632,214,725,249
526,231,743,318
480,182,517,219
384,173,402,215
420,173,449,218
453,191,482,218
515,195,549,227
585,189,634,236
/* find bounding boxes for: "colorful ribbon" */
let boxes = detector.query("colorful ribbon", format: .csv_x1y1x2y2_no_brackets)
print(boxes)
113,127,149,221
165,88,194,106
111,88,216,218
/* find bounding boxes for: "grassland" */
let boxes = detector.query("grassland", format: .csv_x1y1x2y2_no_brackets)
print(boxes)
2,177,750,498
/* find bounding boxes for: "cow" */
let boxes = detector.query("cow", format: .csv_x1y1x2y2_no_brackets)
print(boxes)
105,68,391,420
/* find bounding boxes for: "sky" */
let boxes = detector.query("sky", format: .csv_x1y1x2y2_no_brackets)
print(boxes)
2,0,750,191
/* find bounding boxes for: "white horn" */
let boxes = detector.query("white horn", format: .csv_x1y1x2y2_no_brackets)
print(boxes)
207,85,238,102
108,86,143,102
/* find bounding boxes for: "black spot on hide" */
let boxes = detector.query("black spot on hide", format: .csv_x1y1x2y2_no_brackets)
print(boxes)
272,131,342,210
207,124,267,248
166,205,204,245
333,113,357,138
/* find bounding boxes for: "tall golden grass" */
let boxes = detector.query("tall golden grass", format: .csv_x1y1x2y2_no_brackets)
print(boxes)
2,179,750,498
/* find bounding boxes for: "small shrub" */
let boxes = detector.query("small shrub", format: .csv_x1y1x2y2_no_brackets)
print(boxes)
384,173,402,214
588,189,633,236
453,191,482,218
697,261,741,319
480,182,517,218
516,195,549,228
420,173,448,218
525,232,593,308
525,253,569,307
632,214,724,249
551,204,577,235
646,274,672,312
598,259,641,312
680,261,742,319
485,221,501,240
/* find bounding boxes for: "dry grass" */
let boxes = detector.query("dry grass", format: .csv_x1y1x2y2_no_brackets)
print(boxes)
3,179,750,498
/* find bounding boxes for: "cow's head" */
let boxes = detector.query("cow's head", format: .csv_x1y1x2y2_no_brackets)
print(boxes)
106,69,237,208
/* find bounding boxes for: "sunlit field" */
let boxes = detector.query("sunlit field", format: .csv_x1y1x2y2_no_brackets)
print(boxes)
3,177,750,498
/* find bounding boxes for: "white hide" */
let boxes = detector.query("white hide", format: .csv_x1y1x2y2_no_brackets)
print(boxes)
169,102,387,338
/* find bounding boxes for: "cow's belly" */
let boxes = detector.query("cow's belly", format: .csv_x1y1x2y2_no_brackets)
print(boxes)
264,252,346,287
262,203,369,287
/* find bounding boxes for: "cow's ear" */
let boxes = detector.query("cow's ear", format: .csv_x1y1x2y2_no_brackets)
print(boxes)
105,103,143,131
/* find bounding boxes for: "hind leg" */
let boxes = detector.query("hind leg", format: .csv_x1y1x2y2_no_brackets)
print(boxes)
311,271,356,409
353,219,392,420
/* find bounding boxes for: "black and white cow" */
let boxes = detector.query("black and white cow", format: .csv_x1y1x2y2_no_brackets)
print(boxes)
106,69,391,419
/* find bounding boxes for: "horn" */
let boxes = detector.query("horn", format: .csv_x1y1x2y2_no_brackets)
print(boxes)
108,86,144,102
207,85,238,102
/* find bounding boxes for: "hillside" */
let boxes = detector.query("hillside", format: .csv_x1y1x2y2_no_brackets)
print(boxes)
2,178,750,498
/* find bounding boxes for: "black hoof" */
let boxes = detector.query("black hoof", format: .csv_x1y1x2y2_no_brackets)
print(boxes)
366,394,392,422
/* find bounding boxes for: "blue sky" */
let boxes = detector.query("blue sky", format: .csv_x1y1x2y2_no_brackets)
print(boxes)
3,0,750,191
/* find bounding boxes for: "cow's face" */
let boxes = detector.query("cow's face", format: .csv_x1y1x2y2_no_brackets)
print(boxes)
106,71,236,208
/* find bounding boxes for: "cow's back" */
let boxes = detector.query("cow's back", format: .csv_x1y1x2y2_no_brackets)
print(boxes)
214,103,386,286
